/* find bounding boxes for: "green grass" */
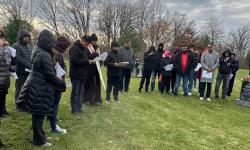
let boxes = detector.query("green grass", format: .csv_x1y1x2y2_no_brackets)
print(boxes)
1,69,250,150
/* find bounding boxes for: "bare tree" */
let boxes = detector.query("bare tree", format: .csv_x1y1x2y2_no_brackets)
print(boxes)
37,0,61,36
227,25,250,62
204,16,223,45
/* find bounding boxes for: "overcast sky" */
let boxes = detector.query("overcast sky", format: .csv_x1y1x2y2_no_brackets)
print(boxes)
164,0,250,33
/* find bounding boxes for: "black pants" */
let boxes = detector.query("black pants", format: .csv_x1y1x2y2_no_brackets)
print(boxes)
139,71,152,91
82,75,97,104
200,82,212,98
227,73,236,96
171,72,176,92
32,114,46,145
15,74,29,101
160,76,171,94
106,76,119,101
0,92,7,116
119,68,132,92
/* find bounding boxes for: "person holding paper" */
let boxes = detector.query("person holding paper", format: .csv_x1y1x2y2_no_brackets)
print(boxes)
13,29,32,105
16,30,66,147
215,49,236,99
104,42,122,103
82,34,102,105
173,46,195,96
159,50,173,94
119,40,135,93
0,31,14,118
69,35,92,115
139,46,155,93
48,36,71,134
200,43,219,101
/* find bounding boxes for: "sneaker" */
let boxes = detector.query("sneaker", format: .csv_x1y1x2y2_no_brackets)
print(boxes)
42,142,53,147
106,101,110,104
56,125,67,134
181,92,184,95
188,92,192,96
199,97,204,101
206,98,211,102
215,96,219,99
222,96,226,99
193,88,198,92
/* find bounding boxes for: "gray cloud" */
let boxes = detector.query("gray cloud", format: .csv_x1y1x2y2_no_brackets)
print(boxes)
165,0,250,33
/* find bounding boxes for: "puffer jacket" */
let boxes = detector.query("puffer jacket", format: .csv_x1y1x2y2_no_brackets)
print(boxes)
0,46,11,93
13,29,32,76
16,30,66,116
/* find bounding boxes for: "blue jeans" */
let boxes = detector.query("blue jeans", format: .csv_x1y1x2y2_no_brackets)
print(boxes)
174,74,189,96
70,79,85,114
49,91,62,132
188,69,195,93
119,68,132,92
150,70,160,92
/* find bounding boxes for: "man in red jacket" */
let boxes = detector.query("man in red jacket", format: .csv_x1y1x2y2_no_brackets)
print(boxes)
173,46,195,96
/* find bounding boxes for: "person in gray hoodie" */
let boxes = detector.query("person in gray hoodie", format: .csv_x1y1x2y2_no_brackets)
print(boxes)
118,40,135,92
13,29,32,105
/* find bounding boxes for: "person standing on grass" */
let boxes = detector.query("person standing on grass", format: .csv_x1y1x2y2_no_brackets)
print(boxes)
119,40,135,93
159,50,173,94
48,36,71,134
171,47,180,93
215,49,236,99
69,35,92,115
139,46,155,93
82,34,101,106
150,43,164,92
173,46,195,96
0,31,15,118
104,42,122,103
13,29,32,107
199,44,219,101
16,30,66,147
227,52,239,97
187,45,199,96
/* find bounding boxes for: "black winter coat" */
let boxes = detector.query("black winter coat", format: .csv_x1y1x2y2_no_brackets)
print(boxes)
13,29,32,76
218,57,235,74
0,46,11,93
152,49,164,72
16,30,66,116
143,51,155,72
174,51,195,76
104,50,122,77
69,40,89,80
160,57,173,76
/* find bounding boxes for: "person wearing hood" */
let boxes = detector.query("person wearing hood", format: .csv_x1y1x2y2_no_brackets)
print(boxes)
150,43,164,92
215,49,235,99
227,52,239,96
139,46,155,93
16,30,66,147
173,46,195,96
48,36,71,134
13,29,32,105
0,31,15,118
69,35,92,114
82,33,102,105
119,39,135,93
159,50,173,94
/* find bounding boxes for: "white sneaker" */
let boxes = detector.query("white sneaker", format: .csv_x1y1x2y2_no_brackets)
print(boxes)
56,125,67,134
42,142,53,147
199,97,204,101
181,92,184,95
193,88,198,92
106,101,110,104
206,98,211,102
188,92,192,96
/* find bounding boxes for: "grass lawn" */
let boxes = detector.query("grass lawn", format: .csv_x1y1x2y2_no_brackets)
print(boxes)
1,69,250,150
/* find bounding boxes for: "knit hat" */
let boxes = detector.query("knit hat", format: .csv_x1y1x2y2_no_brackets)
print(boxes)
55,36,71,53
0,31,6,39
90,33,98,41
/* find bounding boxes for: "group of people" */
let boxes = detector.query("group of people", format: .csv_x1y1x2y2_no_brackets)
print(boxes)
0,28,240,148
0,29,135,147
139,43,239,101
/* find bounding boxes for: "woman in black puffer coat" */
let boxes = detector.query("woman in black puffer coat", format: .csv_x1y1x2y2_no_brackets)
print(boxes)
16,30,66,147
